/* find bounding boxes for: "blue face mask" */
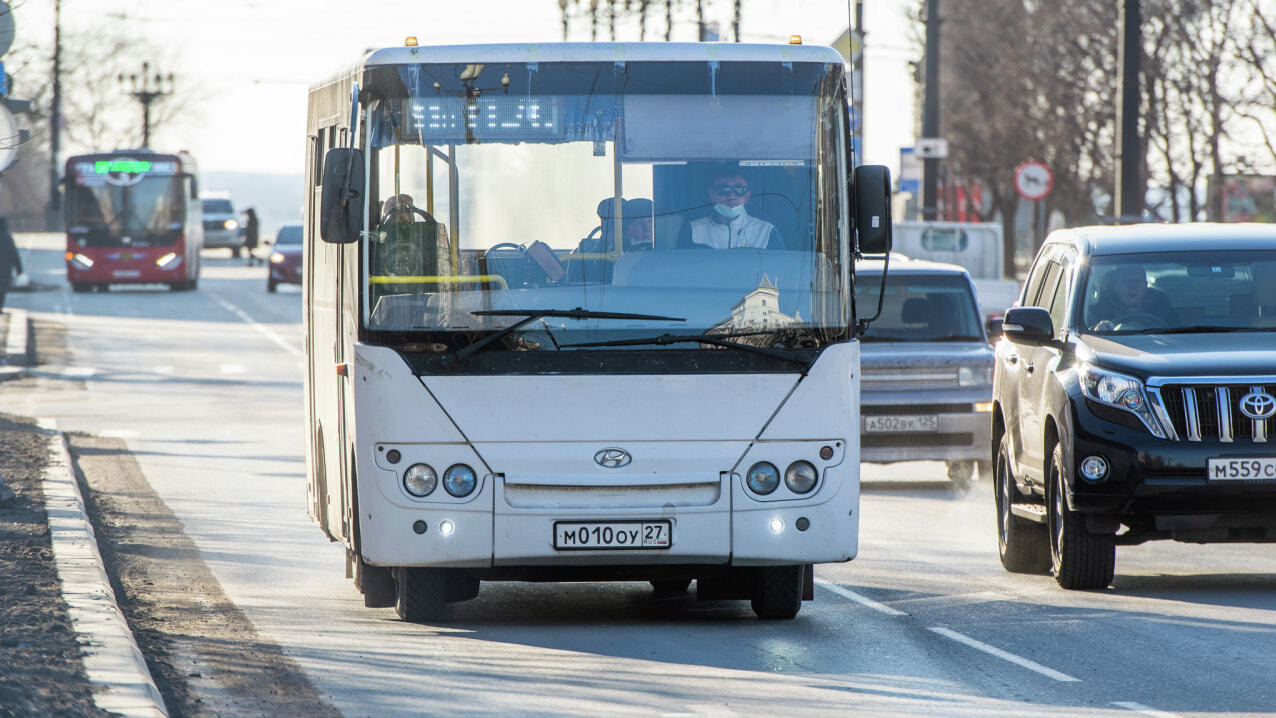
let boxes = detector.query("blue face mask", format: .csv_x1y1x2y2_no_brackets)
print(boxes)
714,202,746,219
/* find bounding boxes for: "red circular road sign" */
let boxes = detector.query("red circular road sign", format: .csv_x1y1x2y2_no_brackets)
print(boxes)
1014,161,1054,201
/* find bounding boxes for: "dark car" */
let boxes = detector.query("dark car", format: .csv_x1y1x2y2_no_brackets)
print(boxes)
992,223,1276,589
267,223,303,292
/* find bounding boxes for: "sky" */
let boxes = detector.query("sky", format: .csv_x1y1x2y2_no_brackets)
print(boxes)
15,0,918,178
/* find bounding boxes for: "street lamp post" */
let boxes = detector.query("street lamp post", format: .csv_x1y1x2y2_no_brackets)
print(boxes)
117,62,173,149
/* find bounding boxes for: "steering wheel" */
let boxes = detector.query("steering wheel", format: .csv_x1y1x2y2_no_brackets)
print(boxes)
1111,312,1168,330
380,206,433,225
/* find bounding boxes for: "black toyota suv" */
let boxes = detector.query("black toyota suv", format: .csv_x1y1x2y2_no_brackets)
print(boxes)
991,223,1276,589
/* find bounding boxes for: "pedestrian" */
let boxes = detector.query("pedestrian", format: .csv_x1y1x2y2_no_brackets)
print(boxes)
243,208,260,266
0,217,22,313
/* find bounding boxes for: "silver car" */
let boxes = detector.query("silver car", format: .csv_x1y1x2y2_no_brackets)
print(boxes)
201,196,242,256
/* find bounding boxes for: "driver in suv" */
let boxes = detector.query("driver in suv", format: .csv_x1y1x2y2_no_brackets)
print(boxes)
1088,264,1177,331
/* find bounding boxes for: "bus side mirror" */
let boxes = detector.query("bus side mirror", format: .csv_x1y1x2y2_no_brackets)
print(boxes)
854,164,893,255
320,147,365,244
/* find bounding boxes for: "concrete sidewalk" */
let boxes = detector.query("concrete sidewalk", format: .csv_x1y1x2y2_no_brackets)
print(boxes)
2,309,169,716
1,307,29,381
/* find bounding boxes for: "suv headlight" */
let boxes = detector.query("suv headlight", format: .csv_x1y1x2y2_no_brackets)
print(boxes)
958,365,993,386
1080,364,1169,439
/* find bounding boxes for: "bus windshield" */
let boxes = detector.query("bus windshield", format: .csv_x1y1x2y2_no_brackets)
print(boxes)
359,59,849,351
66,173,186,248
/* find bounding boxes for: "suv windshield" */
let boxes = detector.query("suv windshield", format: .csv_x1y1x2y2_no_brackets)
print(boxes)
358,59,849,352
1080,250,1276,334
855,272,983,341
203,199,233,213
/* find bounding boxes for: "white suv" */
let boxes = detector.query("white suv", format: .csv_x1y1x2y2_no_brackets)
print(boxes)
201,195,242,256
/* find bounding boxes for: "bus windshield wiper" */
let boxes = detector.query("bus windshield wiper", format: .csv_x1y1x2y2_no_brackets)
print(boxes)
562,331,810,367
443,307,685,366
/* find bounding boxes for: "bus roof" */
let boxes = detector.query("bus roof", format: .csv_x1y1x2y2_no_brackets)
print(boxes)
362,41,843,68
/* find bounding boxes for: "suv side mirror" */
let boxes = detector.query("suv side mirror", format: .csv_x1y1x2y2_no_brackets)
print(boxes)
320,147,365,244
854,165,893,255
1001,307,1054,345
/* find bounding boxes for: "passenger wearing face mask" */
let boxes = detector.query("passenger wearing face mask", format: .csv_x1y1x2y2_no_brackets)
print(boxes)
676,169,784,250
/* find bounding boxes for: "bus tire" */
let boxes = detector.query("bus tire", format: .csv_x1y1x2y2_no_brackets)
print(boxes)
71,282,90,293
267,278,277,293
750,565,803,619
394,567,479,622
395,567,446,622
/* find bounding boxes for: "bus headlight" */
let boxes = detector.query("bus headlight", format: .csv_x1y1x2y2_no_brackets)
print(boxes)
442,464,477,497
784,461,818,494
403,463,437,497
155,252,181,269
224,219,239,230
69,252,94,269
746,462,780,495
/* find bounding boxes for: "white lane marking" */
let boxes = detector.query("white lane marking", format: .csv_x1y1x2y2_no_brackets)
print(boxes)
219,363,247,375
929,626,1080,683
154,365,174,375
816,579,908,616
1111,701,1180,718
99,429,138,439
209,293,303,358
62,367,98,378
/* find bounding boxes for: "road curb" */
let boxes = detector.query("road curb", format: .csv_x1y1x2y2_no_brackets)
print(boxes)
1,308,29,380
39,418,169,718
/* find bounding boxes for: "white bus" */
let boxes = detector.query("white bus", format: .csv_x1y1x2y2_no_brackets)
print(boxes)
304,41,892,620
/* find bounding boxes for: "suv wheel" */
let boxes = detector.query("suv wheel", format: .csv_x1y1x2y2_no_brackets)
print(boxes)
994,434,1050,573
1047,443,1115,589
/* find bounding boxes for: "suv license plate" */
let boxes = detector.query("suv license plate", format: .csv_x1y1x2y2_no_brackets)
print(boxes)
554,521,671,550
1207,458,1276,481
865,415,938,433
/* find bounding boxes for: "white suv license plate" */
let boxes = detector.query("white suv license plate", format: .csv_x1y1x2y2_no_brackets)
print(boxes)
554,521,672,550
1207,458,1276,481
865,415,938,433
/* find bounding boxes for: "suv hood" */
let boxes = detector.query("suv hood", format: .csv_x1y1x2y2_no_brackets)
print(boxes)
1080,332,1276,378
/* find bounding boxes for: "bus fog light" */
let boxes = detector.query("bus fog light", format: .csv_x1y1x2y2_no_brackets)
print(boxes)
403,463,437,497
443,464,477,497
784,461,818,494
412,520,427,534
768,517,785,534
795,517,810,531
1080,455,1109,483
439,519,455,536
746,462,780,495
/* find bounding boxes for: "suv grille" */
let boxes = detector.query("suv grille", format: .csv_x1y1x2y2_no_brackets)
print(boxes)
1154,382,1274,443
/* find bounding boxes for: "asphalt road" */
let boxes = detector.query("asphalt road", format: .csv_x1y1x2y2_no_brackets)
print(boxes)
7,232,1276,717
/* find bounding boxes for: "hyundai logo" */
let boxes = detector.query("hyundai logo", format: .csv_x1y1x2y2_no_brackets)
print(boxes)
594,448,632,468
1239,390,1276,421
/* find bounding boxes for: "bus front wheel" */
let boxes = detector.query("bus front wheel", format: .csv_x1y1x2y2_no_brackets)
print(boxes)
394,567,480,622
750,565,803,619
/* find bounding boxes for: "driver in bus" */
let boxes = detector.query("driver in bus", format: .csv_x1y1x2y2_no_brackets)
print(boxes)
676,167,784,250
1090,264,1177,330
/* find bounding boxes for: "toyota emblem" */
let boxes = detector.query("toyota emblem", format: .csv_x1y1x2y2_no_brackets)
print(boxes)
594,448,632,468
1239,390,1276,421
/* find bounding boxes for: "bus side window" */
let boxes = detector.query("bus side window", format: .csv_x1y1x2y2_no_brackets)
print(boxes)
314,129,326,187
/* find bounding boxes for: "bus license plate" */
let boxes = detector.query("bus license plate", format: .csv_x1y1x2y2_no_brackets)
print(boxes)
1207,458,1276,481
554,521,671,550
112,270,141,278
865,415,938,433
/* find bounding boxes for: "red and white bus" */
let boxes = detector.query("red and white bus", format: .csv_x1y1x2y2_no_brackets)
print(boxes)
63,150,204,292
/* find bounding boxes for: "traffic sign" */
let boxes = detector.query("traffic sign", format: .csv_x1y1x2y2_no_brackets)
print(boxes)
1014,160,1053,201
0,105,18,172
916,137,948,159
